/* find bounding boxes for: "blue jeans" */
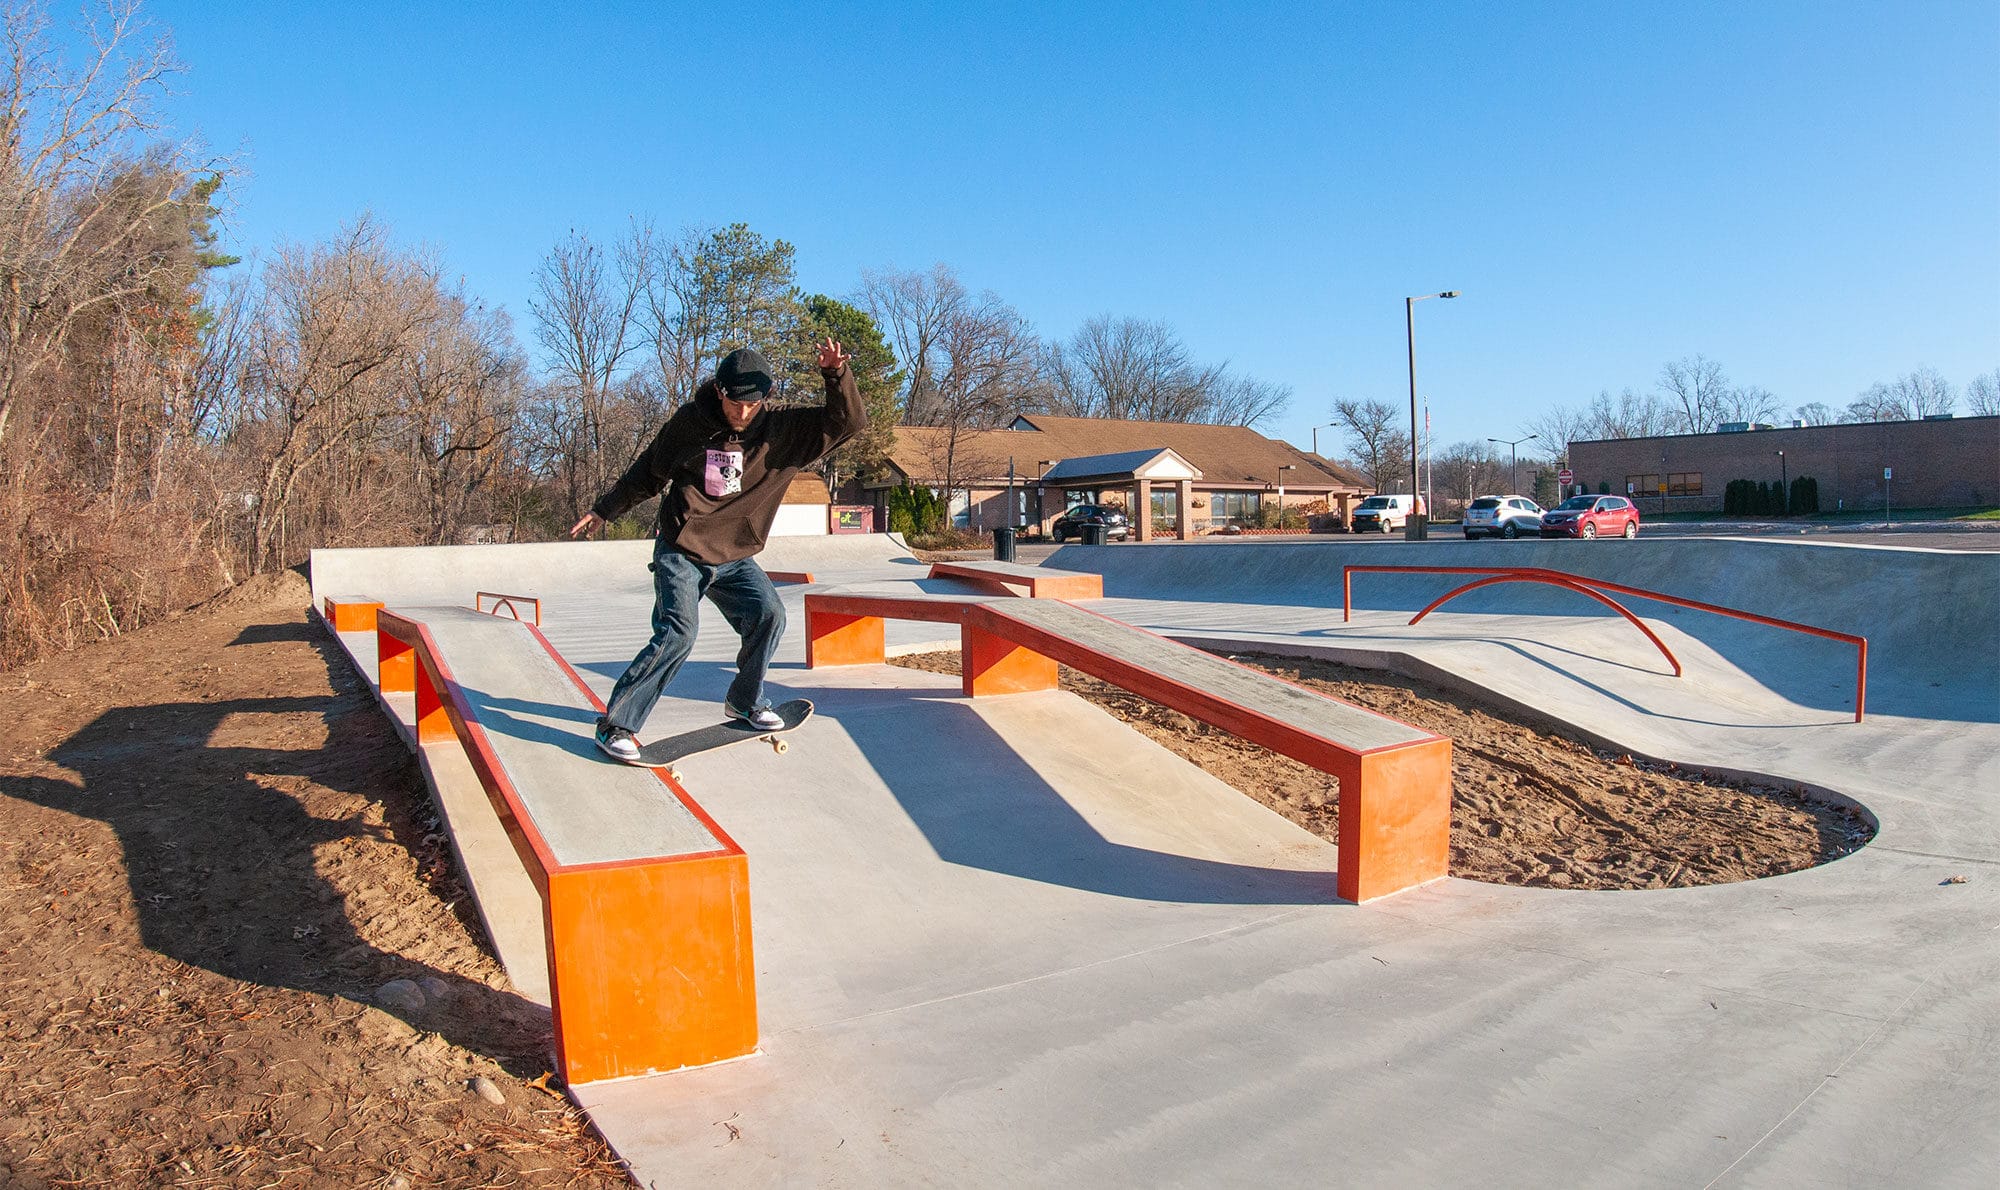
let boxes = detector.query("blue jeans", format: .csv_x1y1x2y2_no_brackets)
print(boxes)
600,546,786,734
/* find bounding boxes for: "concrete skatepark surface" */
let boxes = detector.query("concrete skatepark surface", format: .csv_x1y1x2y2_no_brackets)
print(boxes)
315,534,2000,1187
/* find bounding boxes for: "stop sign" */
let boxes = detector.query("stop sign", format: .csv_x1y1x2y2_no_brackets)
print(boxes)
1557,468,1574,485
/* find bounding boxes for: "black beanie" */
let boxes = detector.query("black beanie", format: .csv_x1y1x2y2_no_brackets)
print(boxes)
715,348,774,400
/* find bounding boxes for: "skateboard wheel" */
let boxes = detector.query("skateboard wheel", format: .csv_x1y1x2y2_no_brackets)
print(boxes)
667,768,682,783
772,739,788,755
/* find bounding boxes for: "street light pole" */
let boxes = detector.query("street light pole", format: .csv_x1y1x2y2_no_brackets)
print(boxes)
1488,433,1538,498
1775,450,1787,516
1311,423,1336,458
1405,290,1459,539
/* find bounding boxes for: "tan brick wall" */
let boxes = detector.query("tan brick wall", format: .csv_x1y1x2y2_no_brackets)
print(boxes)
1567,416,2000,512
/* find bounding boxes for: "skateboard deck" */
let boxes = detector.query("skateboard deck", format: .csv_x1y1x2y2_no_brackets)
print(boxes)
633,699,813,774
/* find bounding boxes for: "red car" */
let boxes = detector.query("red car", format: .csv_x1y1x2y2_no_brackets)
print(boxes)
1540,494,1641,539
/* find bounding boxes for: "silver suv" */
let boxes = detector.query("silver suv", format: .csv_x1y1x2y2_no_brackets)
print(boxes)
1462,495,1544,539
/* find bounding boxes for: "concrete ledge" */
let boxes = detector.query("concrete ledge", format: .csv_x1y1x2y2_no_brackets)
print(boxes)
804,590,1452,903
369,605,759,1083
927,559,1104,599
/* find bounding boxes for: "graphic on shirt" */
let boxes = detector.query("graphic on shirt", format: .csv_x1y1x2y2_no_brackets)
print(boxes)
705,448,744,497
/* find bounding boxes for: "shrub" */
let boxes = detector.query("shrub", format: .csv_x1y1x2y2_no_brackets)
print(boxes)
887,485,947,537
1789,475,1820,516
908,526,987,551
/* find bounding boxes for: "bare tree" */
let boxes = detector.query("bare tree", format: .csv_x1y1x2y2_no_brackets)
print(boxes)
1038,314,1290,427
1656,355,1732,433
1846,367,1956,422
1586,387,1677,439
1040,315,1199,420
403,295,523,543
1715,384,1780,425
1433,440,1513,510
1966,369,2000,417
1793,401,1837,425
920,288,1039,507
857,263,974,425
527,229,645,515
1330,398,1410,491
1204,371,1290,428
0,0,209,450
1525,402,1595,459
241,217,448,568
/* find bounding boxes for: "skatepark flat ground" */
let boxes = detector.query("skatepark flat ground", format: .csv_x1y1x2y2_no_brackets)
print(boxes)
316,534,2000,1187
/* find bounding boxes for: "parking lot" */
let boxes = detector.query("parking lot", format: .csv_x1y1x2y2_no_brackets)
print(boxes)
993,518,2000,562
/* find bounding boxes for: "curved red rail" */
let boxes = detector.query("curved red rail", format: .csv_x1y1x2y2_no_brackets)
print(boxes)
1407,573,1682,677
1342,564,1867,722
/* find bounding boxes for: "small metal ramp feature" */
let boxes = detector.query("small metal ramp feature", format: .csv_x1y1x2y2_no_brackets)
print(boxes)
805,590,1452,903
373,605,757,1085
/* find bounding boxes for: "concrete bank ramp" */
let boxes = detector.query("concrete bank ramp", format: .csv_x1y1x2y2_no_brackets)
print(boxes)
1055,538,2000,722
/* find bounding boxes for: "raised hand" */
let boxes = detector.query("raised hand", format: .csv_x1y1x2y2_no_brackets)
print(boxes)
817,335,851,372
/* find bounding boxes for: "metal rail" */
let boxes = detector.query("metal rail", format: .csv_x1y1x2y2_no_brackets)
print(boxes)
1342,564,1868,722
475,590,542,625
1407,573,1682,676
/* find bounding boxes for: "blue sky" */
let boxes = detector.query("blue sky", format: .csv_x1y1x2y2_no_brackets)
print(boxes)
140,0,1999,457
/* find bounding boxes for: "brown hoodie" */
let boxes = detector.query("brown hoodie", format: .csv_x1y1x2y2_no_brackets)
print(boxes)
591,365,864,565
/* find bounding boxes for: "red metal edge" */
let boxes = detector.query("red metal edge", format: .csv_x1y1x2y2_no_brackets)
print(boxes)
376,610,566,892
523,623,749,860
1408,573,1683,678
1343,563,1867,721
475,591,543,626
972,600,1447,756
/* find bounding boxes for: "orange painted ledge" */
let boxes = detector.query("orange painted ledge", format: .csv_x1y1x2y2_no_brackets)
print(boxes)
802,592,1451,903
372,608,757,1083
928,561,1104,599
323,596,385,632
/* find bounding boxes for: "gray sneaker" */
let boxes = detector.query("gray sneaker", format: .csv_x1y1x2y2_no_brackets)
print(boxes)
594,723,641,762
725,702,784,730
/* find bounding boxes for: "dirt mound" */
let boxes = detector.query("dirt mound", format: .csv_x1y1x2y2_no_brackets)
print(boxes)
0,580,625,1185
184,567,313,616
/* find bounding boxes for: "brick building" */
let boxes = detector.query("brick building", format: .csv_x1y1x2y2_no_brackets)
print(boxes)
857,415,1371,539
1567,415,1999,514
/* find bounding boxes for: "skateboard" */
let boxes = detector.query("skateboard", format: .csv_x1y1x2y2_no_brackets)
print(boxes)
632,699,813,780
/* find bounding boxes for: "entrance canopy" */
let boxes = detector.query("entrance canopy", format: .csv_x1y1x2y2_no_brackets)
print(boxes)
1039,448,1201,488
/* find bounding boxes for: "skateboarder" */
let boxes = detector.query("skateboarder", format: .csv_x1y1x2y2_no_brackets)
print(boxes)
569,337,862,762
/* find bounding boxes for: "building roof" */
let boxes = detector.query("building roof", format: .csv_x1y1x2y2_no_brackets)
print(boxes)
882,414,1368,490
781,474,831,504
1041,448,1200,485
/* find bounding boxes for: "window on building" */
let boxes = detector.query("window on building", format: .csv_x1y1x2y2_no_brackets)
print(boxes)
1210,491,1261,523
1668,472,1702,495
1625,473,1660,496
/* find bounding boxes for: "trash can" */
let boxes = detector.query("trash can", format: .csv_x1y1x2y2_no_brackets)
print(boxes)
1403,514,1429,541
1080,523,1107,546
993,526,1016,562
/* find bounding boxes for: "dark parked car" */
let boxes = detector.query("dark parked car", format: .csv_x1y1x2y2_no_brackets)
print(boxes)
1462,494,1544,539
1050,503,1130,542
1540,494,1640,539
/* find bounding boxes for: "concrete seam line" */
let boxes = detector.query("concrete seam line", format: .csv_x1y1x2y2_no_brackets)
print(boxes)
1700,968,1937,1189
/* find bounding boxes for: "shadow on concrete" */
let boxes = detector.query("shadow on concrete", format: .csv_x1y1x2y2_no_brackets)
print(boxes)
759,671,1345,908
